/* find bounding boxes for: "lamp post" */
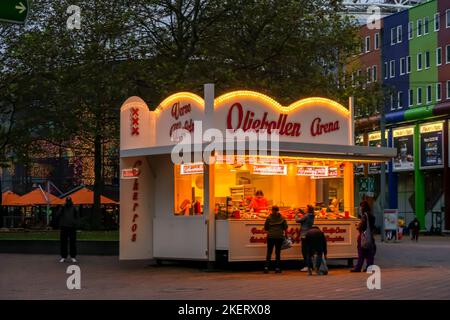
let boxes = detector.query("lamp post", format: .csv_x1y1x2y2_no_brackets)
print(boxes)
380,104,386,242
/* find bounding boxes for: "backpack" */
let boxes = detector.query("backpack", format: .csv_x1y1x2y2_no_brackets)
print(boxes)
361,213,374,250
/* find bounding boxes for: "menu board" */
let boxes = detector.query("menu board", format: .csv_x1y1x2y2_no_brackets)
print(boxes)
392,127,414,172
420,122,444,169
354,135,365,175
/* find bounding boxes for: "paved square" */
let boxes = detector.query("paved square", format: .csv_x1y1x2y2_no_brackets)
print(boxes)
1,236,450,299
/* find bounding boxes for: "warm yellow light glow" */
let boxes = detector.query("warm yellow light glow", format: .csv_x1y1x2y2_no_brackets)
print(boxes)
420,121,444,134
214,154,384,164
214,91,349,116
393,127,414,138
154,92,204,114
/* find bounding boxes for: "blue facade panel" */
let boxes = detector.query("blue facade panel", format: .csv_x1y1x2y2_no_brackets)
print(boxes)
381,11,410,115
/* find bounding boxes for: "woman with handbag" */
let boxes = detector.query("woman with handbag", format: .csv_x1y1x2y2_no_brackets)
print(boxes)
264,206,288,274
351,201,376,272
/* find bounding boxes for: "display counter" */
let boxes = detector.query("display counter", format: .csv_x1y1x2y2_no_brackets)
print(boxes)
216,218,359,262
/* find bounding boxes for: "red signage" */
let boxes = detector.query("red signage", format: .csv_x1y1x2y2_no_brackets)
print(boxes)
253,164,287,175
310,117,340,137
169,102,194,138
122,168,140,179
130,160,142,242
130,107,139,136
249,225,347,244
180,163,204,175
297,165,328,177
227,102,301,137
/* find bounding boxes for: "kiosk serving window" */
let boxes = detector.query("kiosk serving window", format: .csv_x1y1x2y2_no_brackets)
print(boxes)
213,156,346,220
174,163,204,215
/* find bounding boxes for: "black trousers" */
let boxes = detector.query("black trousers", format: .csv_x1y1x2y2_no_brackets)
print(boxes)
60,227,77,258
265,238,283,268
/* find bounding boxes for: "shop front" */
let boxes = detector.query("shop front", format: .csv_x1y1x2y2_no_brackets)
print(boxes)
119,86,396,262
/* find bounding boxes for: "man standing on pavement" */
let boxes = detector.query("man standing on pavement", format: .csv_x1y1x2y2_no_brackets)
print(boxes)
57,197,80,263
296,204,315,272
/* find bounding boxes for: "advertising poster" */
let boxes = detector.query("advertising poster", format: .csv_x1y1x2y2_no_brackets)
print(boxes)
354,134,365,175
420,122,444,169
393,127,414,172
368,131,389,174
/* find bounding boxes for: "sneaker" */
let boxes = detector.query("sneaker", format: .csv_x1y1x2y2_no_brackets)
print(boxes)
300,266,308,272
70,258,77,263
275,268,281,274
59,258,65,263
263,267,269,274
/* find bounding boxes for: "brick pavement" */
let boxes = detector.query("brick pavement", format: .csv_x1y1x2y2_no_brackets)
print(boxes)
1,236,450,299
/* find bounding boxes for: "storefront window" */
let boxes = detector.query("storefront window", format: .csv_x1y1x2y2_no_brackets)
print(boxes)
214,156,347,221
174,164,204,216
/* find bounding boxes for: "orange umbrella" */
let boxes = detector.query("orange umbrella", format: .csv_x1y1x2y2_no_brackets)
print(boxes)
1,191,21,206
64,187,118,205
13,189,64,206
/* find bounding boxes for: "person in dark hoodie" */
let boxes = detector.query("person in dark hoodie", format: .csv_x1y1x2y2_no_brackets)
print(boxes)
351,201,376,272
303,226,328,275
296,204,315,271
57,197,80,263
264,206,288,274
409,217,420,242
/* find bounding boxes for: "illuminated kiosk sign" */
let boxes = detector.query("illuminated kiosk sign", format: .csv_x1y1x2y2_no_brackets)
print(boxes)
253,164,287,175
180,163,204,175
368,131,389,174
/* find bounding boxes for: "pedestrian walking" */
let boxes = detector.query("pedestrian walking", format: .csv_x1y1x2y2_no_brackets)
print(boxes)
409,218,420,242
57,197,80,263
303,226,328,276
296,204,315,271
351,201,376,272
264,206,288,274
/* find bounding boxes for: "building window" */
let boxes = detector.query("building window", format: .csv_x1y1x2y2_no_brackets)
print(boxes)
408,21,413,39
417,88,423,105
409,89,414,107
447,9,450,28
373,65,377,82
384,62,388,79
437,83,442,101
435,13,440,31
397,91,403,109
391,28,397,45
375,33,379,50
426,85,432,103
446,45,450,64
407,56,411,73
367,67,372,83
390,60,395,78
400,57,406,75
424,17,429,34
447,81,450,99
397,25,403,43
425,51,430,69
417,19,423,36
390,94,395,111
417,53,423,70
437,47,442,66
365,36,370,53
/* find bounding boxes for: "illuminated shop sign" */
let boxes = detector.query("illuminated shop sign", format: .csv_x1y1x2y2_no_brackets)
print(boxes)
253,164,287,175
420,122,444,169
180,163,204,175
122,168,140,179
368,131,389,174
297,165,328,177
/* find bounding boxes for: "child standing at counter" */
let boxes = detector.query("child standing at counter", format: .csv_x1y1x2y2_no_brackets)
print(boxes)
264,206,288,274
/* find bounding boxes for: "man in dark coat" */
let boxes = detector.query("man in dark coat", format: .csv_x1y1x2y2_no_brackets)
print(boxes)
409,218,420,242
303,226,328,275
57,197,80,263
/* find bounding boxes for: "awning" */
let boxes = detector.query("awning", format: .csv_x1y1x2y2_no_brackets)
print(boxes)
63,187,118,205
13,189,64,206
120,141,397,162
1,191,21,206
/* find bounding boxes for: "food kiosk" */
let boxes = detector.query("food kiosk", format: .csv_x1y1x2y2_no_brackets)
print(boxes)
119,85,396,263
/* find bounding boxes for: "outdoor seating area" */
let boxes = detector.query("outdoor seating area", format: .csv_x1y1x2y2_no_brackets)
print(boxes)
0,187,119,230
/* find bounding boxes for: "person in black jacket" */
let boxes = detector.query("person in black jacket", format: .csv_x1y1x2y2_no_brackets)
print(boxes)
264,206,288,274
303,226,328,275
57,197,80,263
409,218,420,242
351,201,376,272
